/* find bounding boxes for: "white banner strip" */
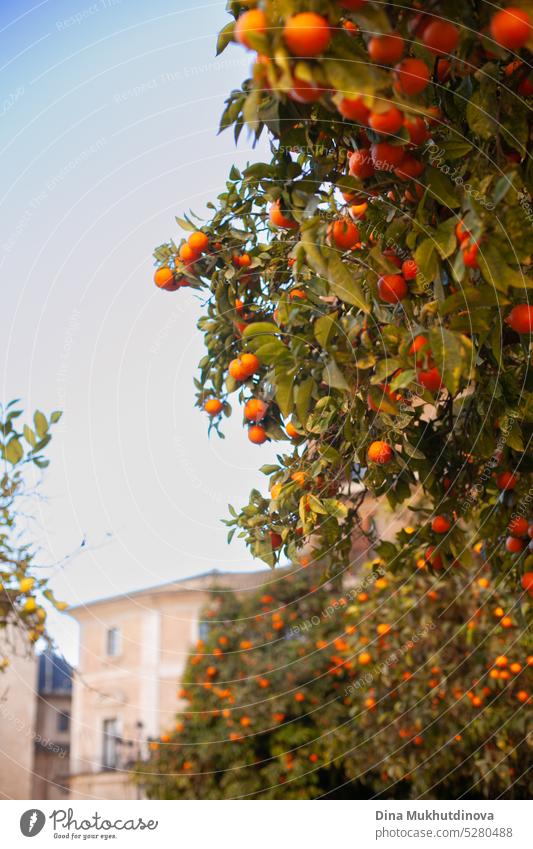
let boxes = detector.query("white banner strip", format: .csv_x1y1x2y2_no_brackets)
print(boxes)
3,800,531,848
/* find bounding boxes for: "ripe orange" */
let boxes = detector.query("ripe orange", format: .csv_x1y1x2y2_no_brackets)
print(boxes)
496,471,518,490
495,655,508,667
244,398,268,422
367,440,393,465
490,7,532,50
508,516,528,536
154,267,178,291
394,156,424,180
404,116,429,146
505,305,533,334
240,352,260,376
289,78,324,103
521,571,533,591
286,421,300,439
269,531,282,549
368,33,404,64
432,515,451,534
338,97,370,123
422,20,460,55
402,259,417,280
377,623,391,635
378,274,407,303
462,241,479,268
283,13,331,57
358,652,371,665
349,149,375,179
188,231,209,253
179,242,199,264
229,359,248,381
204,398,223,416
371,142,405,170
500,616,513,628
269,200,297,229
234,9,267,50
294,691,305,702
516,690,529,703
394,58,430,95
291,471,306,486
248,424,267,444
368,106,404,135
418,366,443,393
330,218,360,250
425,546,443,570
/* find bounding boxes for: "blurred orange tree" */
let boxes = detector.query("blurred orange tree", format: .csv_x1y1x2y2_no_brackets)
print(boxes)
0,403,65,665
137,562,531,798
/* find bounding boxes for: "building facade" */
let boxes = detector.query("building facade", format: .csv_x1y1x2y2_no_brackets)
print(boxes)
0,628,38,800
31,651,72,799
68,570,267,800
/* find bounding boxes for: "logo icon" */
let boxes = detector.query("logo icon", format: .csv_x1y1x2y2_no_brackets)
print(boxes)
20,809,46,837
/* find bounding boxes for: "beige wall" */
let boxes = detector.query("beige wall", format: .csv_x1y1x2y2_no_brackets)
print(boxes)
69,584,210,800
0,630,37,799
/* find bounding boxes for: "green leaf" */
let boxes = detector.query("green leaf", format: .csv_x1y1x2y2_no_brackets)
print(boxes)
323,358,349,391
306,494,328,515
367,385,400,416
314,312,338,348
414,239,439,284
428,328,471,395
34,411,48,439
440,286,508,315
23,425,36,447
327,254,369,312
466,88,497,140
50,411,62,424
295,378,314,424
424,166,460,209
243,322,280,338
216,21,235,56
5,438,23,465
275,372,294,418
433,218,457,260
477,243,526,293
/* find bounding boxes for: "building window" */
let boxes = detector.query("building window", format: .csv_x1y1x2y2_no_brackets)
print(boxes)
102,718,118,769
106,627,121,657
198,621,210,641
57,711,70,732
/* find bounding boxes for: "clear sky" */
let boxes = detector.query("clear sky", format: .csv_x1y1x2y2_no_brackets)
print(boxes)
1,0,276,663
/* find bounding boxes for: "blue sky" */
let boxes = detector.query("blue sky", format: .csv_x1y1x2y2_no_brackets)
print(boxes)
1,0,275,662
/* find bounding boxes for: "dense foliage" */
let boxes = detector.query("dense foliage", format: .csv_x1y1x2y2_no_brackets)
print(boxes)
147,0,533,797
0,404,64,666
137,562,532,798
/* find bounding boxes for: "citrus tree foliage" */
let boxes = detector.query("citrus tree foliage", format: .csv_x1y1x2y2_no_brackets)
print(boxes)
0,403,65,666
153,1,533,597
137,563,531,799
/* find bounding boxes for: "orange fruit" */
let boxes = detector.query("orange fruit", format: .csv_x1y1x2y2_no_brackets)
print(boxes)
490,7,532,50
269,200,297,229
371,141,405,169
377,623,391,635
368,106,404,135
244,398,268,421
367,440,393,465
378,273,408,303
516,690,529,703
349,149,375,179
425,546,443,570
286,421,300,439
229,359,249,381
240,352,260,376
495,655,508,668
358,652,372,665
154,267,178,291
248,424,267,444
505,305,533,334
500,616,513,628
418,366,443,393
432,515,451,534
404,116,429,146
506,536,526,553
509,516,529,536
368,33,404,64
402,259,417,280
521,572,533,591
422,21,459,55
179,242,199,263
283,13,331,57
330,218,360,250
394,58,430,95
234,9,267,50
188,231,209,253
496,471,518,491
269,531,282,549
338,97,370,123
204,398,223,416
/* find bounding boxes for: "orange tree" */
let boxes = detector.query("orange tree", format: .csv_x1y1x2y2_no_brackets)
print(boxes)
137,561,531,798
146,0,533,795
0,403,66,666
